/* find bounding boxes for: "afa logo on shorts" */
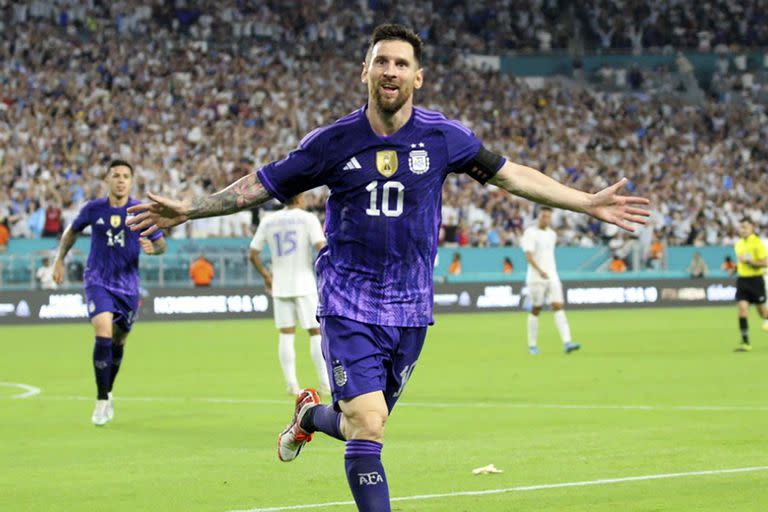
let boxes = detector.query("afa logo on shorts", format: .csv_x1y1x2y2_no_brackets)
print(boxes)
332,360,347,387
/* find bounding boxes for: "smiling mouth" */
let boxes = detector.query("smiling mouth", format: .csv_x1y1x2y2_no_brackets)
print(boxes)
380,83,399,96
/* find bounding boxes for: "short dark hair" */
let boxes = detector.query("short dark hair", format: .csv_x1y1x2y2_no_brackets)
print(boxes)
741,217,753,225
284,194,301,206
368,24,423,65
540,206,553,213
108,159,134,176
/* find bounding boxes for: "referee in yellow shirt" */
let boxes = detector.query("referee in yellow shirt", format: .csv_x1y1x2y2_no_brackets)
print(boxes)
733,218,768,352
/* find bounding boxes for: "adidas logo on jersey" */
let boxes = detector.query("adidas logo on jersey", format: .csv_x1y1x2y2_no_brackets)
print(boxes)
96,218,105,225
342,157,362,171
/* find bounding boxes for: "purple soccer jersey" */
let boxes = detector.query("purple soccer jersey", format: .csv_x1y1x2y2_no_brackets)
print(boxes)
71,197,162,296
258,106,505,326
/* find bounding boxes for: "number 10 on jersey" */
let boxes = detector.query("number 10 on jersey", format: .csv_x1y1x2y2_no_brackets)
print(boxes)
366,180,404,217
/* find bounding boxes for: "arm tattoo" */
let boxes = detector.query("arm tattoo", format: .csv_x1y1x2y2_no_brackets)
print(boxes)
188,173,273,219
55,228,77,262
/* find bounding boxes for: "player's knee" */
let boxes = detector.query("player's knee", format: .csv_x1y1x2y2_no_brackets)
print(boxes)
531,307,542,316
279,327,296,334
92,323,112,338
552,303,563,311
344,409,388,441
308,328,321,336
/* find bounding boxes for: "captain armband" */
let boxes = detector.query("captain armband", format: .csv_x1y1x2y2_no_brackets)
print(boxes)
459,146,504,184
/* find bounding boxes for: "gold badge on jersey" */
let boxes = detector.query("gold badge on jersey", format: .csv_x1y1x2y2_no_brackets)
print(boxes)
110,215,122,228
376,150,398,178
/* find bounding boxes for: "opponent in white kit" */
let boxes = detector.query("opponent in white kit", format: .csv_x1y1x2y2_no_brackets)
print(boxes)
521,207,581,355
250,193,331,394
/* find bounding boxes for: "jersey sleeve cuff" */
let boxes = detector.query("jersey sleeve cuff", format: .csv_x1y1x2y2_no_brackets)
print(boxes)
256,169,286,203
493,156,506,175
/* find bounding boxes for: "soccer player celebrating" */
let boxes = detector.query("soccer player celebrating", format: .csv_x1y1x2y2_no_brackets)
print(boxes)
128,25,649,511
732,218,768,352
249,193,331,396
521,207,580,355
53,160,166,426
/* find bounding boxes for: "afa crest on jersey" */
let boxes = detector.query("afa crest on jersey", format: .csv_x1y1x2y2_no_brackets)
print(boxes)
376,150,398,178
110,215,122,228
408,149,430,175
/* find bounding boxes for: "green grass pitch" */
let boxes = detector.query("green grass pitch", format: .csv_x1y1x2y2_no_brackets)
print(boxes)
1,307,767,511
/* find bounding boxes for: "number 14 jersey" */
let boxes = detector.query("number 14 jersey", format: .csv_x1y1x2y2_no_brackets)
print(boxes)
257,106,504,327
71,197,163,295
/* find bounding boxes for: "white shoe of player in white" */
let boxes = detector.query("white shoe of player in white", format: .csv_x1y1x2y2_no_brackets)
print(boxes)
92,400,110,426
107,392,114,421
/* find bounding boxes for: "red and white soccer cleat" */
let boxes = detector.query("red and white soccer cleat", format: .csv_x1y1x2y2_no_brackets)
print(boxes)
277,388,321,462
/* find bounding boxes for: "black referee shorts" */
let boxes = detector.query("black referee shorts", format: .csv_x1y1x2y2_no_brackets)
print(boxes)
735,276,767,304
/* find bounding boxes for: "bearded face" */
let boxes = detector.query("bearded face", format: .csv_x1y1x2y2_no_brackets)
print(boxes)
370,71,412,115
363,40,423,117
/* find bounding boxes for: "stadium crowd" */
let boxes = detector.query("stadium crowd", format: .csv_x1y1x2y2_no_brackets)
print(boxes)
1,0,767,255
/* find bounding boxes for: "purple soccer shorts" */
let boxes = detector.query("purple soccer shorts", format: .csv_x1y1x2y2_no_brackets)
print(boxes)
320,315,427,412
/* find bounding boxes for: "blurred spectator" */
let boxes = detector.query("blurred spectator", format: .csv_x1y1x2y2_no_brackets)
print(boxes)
43,201,64,238
646,234,665,269
686,252,709,278
609,254,627,273
502,257,514,274
190,254,215,287
721,255,737,274
27,201,46,239
486,227,501,247
448,253,462,276
457,225,470,247
67,259,85,283
441,200,460,247
0,219,9,252
36,257,58,290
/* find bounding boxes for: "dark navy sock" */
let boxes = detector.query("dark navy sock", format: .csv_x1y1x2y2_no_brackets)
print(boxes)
739,317,749,343
301,405,345,441
109,342,124,392
345,440,390,512
93,336,113,400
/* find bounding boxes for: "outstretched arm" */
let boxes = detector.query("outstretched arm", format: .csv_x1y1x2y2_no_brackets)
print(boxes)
488,161,650,231
188,173,272,218
128,173,273,236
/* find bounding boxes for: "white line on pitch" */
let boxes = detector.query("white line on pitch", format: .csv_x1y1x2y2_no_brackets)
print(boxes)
0,382,41,399
25,395,288,405
13,394,768,412
226,465,768,512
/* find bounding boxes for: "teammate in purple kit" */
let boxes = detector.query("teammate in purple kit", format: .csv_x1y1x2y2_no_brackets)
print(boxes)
127,25,649,512
53,160,167,426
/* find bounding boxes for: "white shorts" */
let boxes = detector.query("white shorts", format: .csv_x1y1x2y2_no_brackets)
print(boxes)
527,279,564,308
273,294,320,330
